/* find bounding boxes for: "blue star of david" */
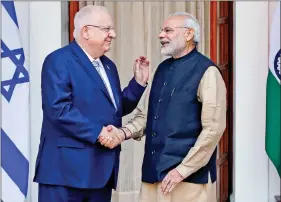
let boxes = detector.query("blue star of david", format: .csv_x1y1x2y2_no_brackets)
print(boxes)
1,40,29,102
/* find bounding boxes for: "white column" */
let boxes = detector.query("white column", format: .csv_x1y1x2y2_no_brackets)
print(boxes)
29,2,62,201
234,2,269,202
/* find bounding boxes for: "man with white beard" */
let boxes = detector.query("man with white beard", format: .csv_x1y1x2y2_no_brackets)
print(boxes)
100,12,227,202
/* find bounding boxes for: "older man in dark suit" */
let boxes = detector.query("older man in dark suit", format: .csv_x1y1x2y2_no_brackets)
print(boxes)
33,5,149,202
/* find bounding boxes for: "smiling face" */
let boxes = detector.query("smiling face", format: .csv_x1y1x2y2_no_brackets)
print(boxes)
81,10,116,57
159,15,195,58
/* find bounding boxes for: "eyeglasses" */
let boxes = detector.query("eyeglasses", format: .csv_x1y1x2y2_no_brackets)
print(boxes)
160,26,189,34
86,25,115,33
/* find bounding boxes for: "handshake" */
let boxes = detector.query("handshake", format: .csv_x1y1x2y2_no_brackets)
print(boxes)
97,125,131,149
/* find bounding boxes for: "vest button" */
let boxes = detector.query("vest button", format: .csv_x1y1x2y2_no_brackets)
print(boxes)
154,116,159,120
158,99,162,103
164,82,167,86
152,133,156,137
152,150,156,154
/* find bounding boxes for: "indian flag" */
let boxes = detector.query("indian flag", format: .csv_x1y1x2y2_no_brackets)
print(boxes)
266,1,280,177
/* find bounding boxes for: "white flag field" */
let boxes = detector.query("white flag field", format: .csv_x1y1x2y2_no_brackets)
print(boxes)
1,1,30,201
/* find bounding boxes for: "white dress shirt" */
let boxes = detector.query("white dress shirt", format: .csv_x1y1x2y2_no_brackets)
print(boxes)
82,49,117,109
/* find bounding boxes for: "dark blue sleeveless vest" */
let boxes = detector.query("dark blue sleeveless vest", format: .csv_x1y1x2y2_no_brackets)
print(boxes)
142,48,218,184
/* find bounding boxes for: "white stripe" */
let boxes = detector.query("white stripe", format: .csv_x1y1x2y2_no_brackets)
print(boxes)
1,168,26,202
269,1,280,83
2,88,30,159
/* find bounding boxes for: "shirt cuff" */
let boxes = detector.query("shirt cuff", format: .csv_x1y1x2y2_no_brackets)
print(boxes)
123,124,136,136
175,163,192,179
123,124,143,140
129,78,146,99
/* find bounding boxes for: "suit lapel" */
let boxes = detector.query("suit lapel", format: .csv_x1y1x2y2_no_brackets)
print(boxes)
100,56,120,110
69,41,112,103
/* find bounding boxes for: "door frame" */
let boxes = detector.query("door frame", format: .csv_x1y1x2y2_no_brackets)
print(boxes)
210,2,234,201
69,1,79,42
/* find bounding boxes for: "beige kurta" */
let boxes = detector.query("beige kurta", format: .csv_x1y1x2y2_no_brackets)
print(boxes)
123,65,227,202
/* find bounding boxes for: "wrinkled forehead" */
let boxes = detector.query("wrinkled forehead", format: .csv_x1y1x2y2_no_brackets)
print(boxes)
161,16,186,28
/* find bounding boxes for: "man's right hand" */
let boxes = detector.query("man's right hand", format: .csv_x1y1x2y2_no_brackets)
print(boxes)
98,126,125,149
134,56,150,87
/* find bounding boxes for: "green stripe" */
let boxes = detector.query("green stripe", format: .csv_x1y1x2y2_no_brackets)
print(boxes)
266,70,281,177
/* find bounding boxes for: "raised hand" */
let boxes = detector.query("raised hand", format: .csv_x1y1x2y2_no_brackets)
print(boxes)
133,56,150,86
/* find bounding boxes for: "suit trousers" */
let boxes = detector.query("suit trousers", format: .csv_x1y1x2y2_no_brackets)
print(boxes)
38,169,115,202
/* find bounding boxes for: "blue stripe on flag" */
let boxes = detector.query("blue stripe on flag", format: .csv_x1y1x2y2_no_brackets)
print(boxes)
1,129,29,196
1,1,19,27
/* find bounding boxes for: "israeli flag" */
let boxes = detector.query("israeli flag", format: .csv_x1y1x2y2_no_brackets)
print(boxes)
1,1,30,201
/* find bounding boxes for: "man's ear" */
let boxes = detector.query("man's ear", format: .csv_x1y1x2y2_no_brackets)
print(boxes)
81,26,89,40
185,28,195,42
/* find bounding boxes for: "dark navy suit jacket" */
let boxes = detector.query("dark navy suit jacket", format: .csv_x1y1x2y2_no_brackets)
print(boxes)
33,40,145,189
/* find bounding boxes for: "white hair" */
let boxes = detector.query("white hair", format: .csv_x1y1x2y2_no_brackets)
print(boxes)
169,12,200,44
73,5,109,40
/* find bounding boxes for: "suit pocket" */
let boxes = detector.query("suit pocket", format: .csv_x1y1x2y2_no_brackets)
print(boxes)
57,136,85,149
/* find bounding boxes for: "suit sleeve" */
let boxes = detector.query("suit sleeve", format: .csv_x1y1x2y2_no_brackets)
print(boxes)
41,55,103,144
123,82,150,140
121,78,146,116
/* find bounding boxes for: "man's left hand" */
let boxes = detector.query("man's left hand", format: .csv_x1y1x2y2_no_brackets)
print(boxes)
161,168,184,195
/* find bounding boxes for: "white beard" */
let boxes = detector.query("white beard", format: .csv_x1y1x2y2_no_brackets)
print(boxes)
160,39,186,57
160,45,174,56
